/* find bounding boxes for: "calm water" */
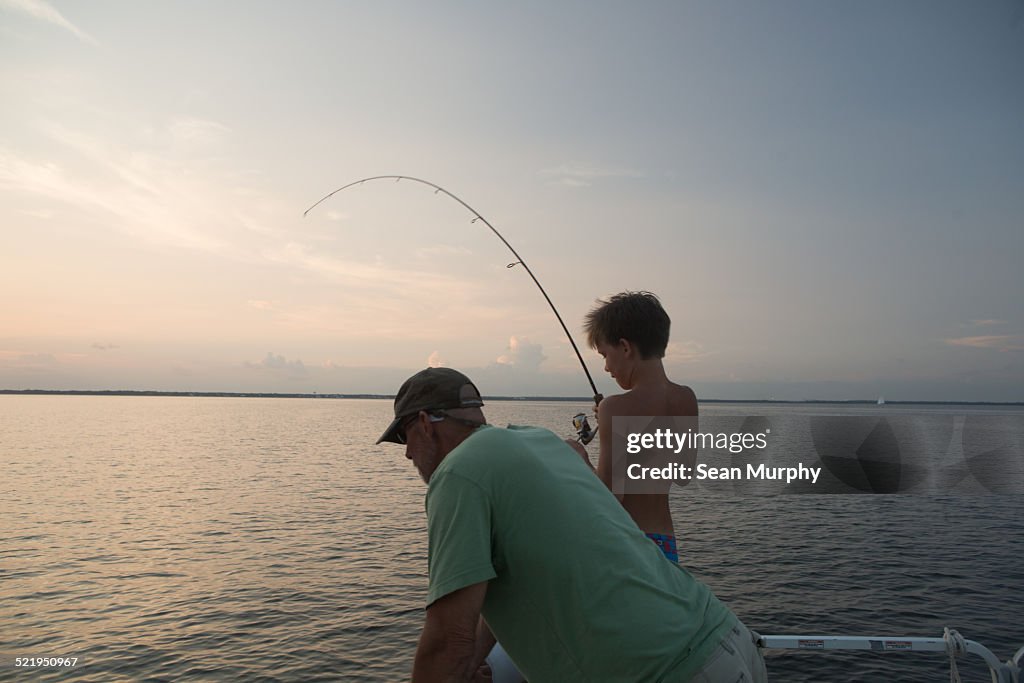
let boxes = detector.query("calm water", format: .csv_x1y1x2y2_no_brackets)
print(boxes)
1,396,1022,682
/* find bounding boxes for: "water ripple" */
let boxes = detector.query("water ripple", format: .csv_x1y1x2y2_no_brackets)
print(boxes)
1,397,1020,682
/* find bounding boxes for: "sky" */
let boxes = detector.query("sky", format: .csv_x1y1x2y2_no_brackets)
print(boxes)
1,1,1022,401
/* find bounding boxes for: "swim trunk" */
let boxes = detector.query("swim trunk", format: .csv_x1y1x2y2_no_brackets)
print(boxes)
646,532,678,563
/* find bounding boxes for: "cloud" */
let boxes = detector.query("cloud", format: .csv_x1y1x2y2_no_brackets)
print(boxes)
415,245,473,259
664,340,713,364
91,343,119,351
495,336,546,370
1,114,495,338
969,319,1008,327
168,118,232,146
548,177,590,188
944,335,1024,352
0,112,266,258
260,242,480,306
245,352,308,377
19,208,53,219
427,351,446,368
0,351,59,368
0,116,526,348
0,0,98,45
538,162,645,188
42,123,161,193
0,134,228,253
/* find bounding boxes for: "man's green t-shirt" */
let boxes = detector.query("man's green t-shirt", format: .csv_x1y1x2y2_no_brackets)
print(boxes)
424,424,736,682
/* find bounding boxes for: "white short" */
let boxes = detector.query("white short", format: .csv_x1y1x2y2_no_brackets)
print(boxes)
689,621,769,683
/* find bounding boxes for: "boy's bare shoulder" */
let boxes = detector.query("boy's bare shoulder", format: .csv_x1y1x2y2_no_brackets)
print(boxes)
667,382,698,416
599,383,697,418
597,392,631,419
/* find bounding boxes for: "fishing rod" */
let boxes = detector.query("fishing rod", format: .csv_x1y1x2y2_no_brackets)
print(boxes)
304,175,601,443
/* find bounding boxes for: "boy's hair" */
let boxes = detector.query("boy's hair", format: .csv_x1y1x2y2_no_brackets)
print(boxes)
583,291,671,359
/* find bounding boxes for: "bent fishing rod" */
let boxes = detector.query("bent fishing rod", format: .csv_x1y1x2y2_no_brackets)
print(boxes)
304,175,601,442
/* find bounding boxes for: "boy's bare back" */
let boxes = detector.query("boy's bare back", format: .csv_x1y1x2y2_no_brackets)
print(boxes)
597,381,697,536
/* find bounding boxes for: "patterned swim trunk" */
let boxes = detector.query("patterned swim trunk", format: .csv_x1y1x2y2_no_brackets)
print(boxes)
645,532,678,563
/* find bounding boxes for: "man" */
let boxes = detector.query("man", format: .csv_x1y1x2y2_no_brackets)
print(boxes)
378,367,767,682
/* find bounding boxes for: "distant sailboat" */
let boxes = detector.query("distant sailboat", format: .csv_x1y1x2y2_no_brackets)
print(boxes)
877,396,885,405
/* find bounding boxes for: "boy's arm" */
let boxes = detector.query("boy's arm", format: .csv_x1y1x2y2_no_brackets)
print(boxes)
596,396,624,501
678,385,700,487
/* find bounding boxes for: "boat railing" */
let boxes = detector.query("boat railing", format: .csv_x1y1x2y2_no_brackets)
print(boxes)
758,630,1022,683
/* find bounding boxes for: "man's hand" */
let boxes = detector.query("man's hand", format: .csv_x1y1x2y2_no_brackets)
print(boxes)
413,582,488,682
564,438,592,468
471,616,497,672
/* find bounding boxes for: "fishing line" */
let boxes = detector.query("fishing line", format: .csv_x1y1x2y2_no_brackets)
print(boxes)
304,175,603,427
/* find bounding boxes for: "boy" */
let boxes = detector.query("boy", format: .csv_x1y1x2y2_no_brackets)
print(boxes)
582,291,697,562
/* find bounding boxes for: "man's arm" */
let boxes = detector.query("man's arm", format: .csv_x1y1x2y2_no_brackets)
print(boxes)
471,616,497,671
413,581,489,682
563,438,594,471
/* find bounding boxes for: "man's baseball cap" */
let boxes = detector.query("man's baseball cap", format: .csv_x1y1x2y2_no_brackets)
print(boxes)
377,367,485,444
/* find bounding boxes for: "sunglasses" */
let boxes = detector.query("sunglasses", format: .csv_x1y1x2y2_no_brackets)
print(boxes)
395,411,483,444
394,414,423,445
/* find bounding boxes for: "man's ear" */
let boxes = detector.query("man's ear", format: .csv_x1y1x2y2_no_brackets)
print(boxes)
618,338,634,357
417,411,433,437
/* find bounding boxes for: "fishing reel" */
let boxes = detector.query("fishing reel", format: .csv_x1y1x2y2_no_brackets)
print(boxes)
573,413,597,445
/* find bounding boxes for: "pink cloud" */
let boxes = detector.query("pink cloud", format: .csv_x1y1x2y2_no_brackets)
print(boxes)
944,335,1024,352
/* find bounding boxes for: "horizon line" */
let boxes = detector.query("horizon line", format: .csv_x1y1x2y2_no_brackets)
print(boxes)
1,389,1021,406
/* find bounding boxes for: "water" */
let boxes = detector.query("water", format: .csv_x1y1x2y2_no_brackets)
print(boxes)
1,396,1022,681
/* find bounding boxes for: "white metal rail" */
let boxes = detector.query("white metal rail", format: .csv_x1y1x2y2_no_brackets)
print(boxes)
758,632,1022,683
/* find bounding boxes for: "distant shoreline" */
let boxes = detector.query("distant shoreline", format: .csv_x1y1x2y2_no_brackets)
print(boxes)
1,389,1021,406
